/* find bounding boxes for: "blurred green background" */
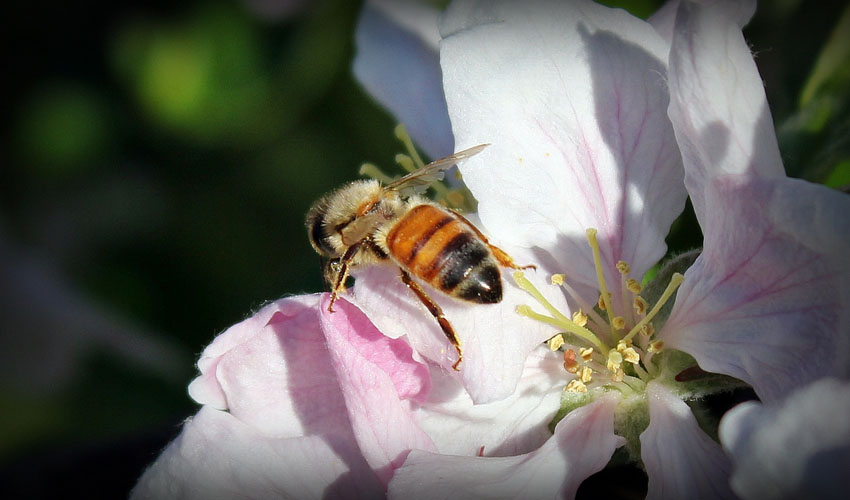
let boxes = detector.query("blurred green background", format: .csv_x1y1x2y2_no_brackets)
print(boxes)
0,0,847,497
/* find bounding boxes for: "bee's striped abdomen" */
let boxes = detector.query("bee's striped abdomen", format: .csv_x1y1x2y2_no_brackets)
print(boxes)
386,204,502,304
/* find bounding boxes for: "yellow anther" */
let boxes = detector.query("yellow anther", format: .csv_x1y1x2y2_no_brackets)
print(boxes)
548,334,565,351
572,310,588,327
611,368,625,382
616,261,631,275
551,274,565,286
607,350,623,372
579,366,593,383
633,296,648,315
626,278,642,294
612,316,626,330
597,294,607,310
565,379,588,393
516,304,534,316
649,340,665,353
579,347,594,361
640,323,655,337
622,347,640,364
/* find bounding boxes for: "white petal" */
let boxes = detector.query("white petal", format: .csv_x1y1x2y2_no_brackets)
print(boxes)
131,406,383,500
660,177,850,402
667,0,782,221
647,0,680,46
440,0,686,288
416,346,564,457
387,393,624,499
352,256,569,404
641,382,736,500
719,378,850,500
353,0,453,159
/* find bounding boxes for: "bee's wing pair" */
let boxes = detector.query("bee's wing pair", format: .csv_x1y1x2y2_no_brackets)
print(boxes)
385,144,489,196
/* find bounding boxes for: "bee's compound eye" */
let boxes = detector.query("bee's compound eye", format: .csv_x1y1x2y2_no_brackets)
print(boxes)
307,208,338,257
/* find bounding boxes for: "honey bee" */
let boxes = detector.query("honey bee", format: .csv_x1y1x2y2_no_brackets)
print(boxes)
306,145,531,370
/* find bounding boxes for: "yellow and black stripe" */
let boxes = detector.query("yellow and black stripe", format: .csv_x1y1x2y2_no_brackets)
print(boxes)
386,205,502,304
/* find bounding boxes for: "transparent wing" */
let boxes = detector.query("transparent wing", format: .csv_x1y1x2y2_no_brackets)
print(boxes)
385,144,489,194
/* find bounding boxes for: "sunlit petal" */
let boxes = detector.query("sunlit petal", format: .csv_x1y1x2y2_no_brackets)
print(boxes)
415,346,564,457
440,0,685,293
387,393,624,499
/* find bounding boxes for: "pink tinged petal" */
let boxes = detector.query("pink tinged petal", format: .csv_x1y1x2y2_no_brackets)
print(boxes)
440,0,686,291
187,294,320,411
353,0,453,159
131,406,383,500
719,378,850,500
660,177,850,402
351,257,569,404
641,382,736,500
201,294,352,439
387,393,624,499
666,0,782,222
319,295,436,486
415,347,565,457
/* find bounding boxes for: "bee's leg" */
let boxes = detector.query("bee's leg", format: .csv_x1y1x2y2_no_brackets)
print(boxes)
449,210,536,271
328,240,364,312
399,269,463,371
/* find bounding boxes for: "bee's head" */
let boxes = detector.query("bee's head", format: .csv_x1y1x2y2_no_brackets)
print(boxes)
306,180,383,258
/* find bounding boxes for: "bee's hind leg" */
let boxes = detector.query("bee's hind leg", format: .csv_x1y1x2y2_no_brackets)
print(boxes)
449,210,536,270
399,269,463,371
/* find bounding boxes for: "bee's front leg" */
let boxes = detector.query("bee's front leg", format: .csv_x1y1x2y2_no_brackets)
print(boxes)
327,241,364,312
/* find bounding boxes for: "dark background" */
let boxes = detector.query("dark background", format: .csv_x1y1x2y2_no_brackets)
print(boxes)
1,0,847,497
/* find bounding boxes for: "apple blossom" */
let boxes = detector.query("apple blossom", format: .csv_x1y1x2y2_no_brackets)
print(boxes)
132,0,850,498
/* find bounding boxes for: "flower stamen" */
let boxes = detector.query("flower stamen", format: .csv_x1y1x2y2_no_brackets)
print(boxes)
633,296,648,315
514,272,608,352
563,349,579,373
358,163,395,184
548,334,565,351
394,124,425,170
565,379,587,393
579,365,593,383
572,310,588,327
556,278,608,330
622,272,684,344
586,228,617,339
